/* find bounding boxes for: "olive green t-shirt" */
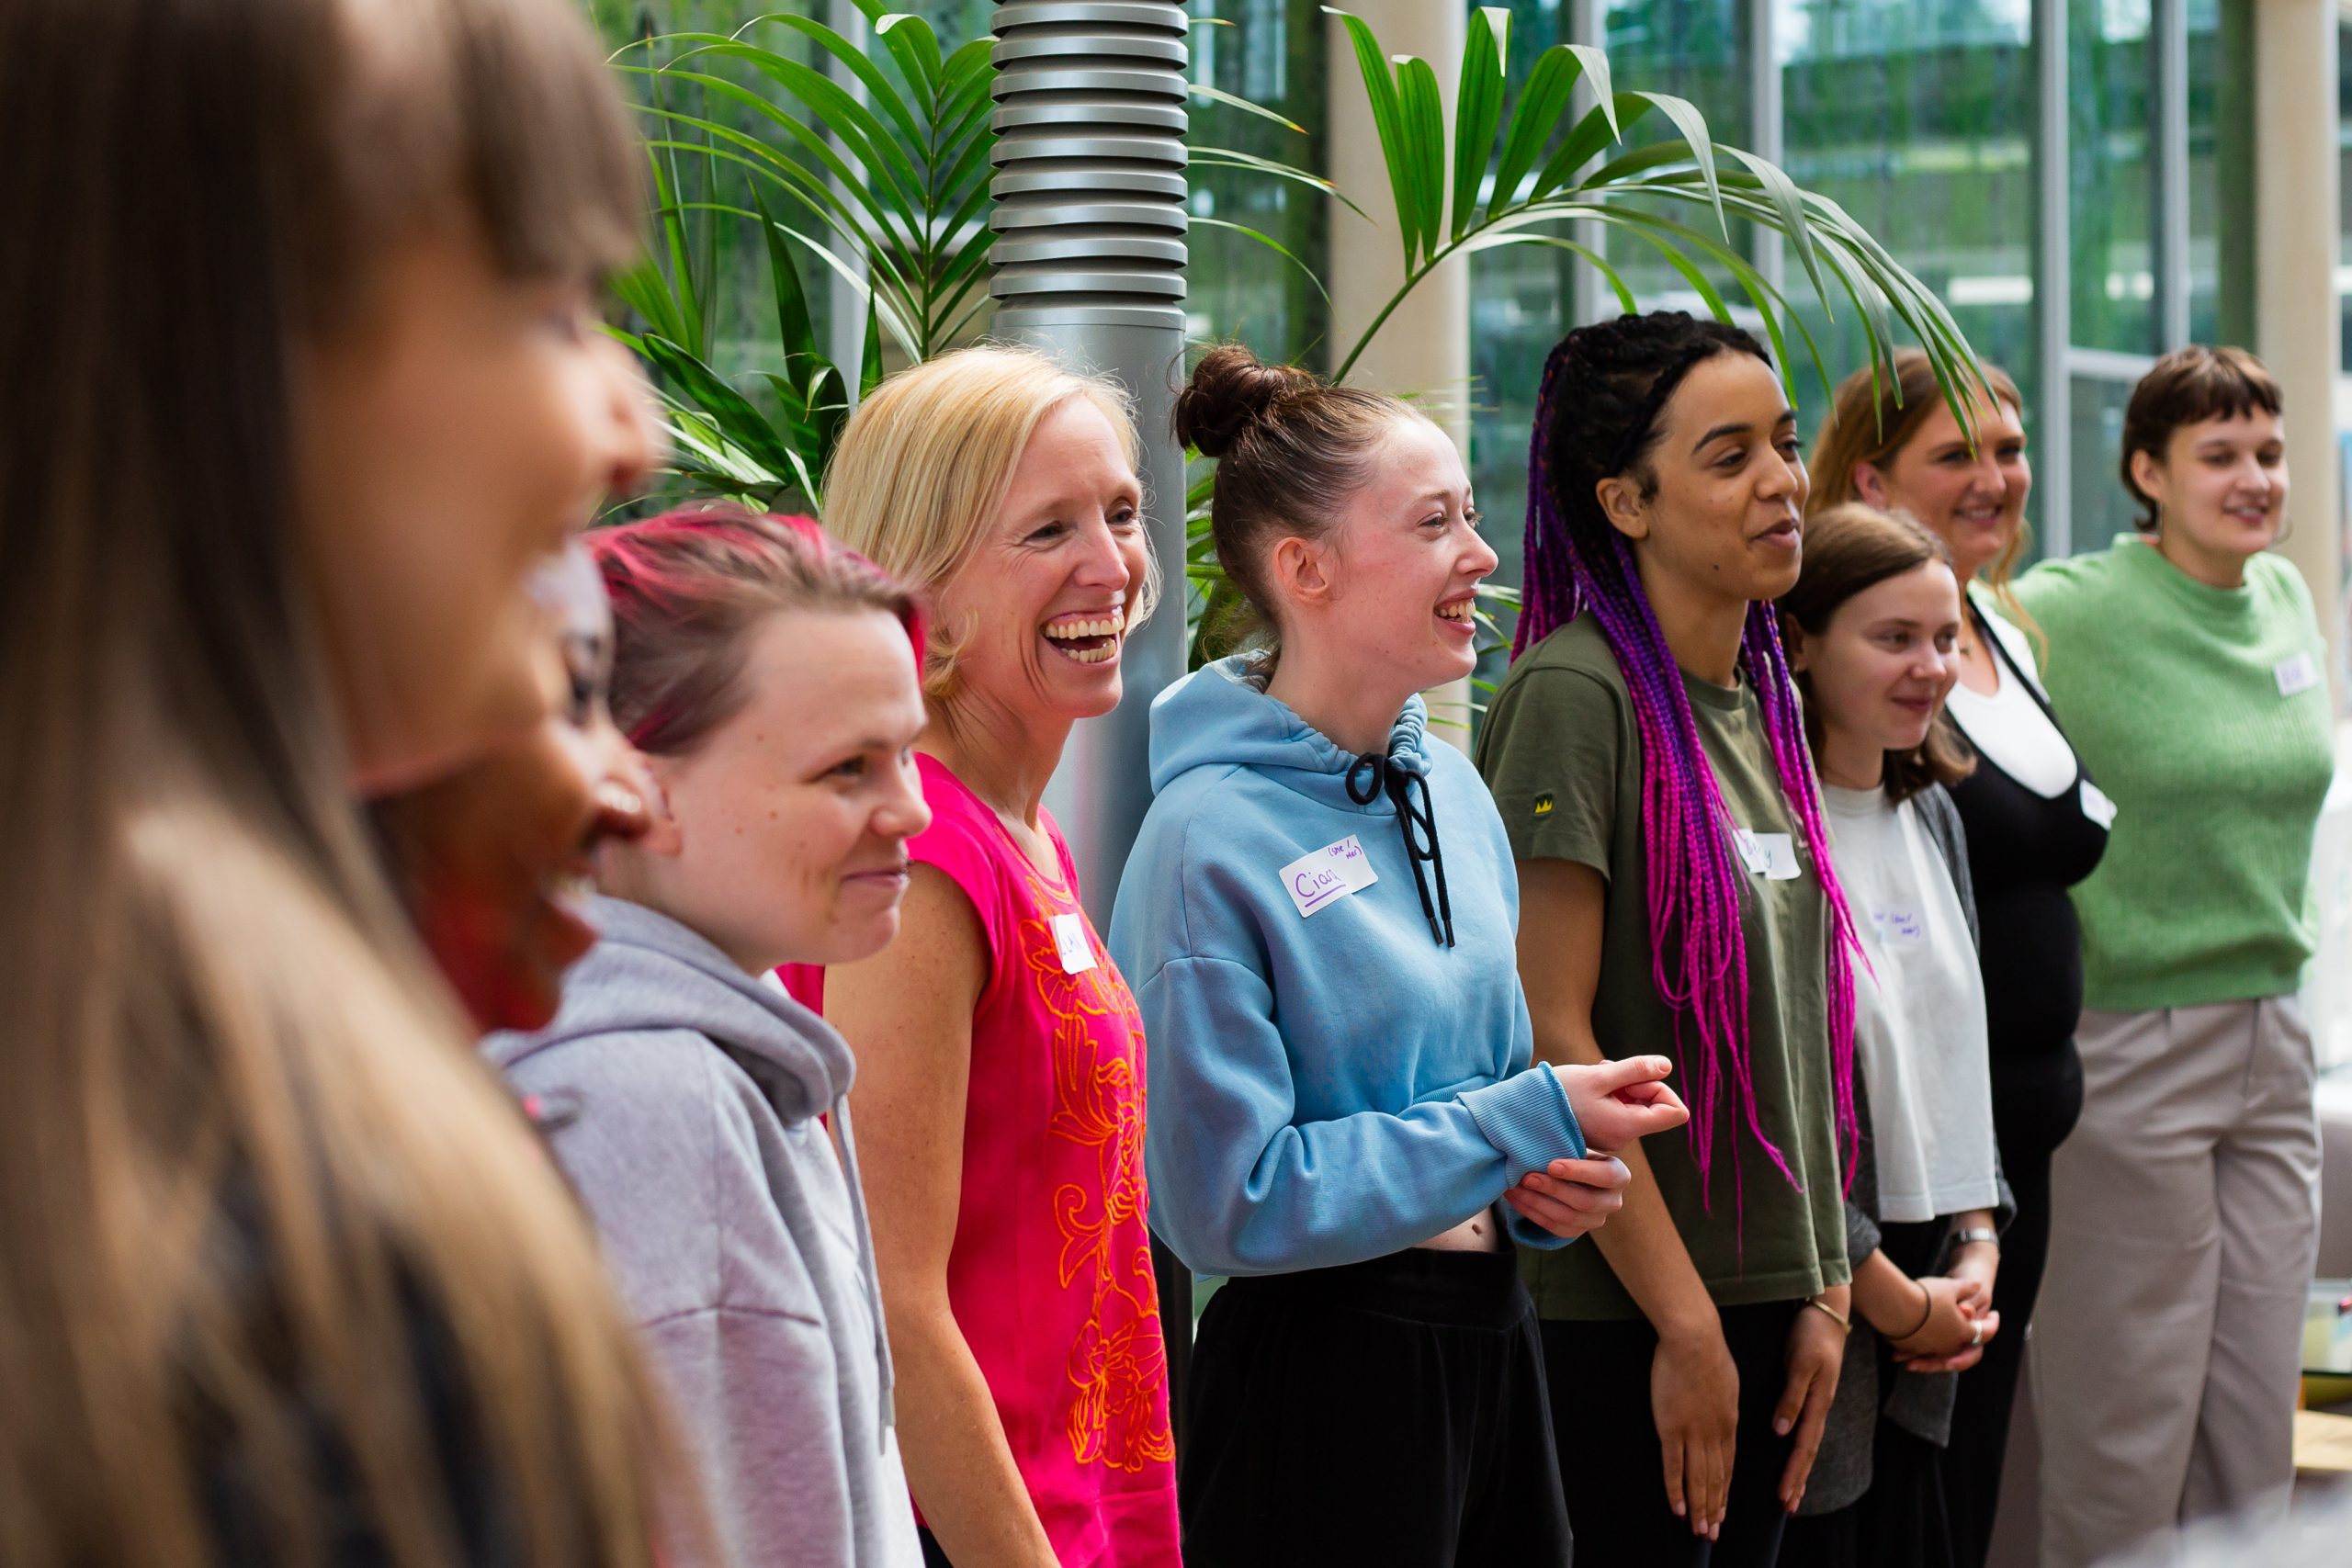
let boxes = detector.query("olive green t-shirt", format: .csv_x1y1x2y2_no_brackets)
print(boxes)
1475,616,1849,1320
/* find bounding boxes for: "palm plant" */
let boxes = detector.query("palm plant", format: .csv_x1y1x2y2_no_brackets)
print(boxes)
1323,6,1987,419
603,3,1320,511
601,4,1989,657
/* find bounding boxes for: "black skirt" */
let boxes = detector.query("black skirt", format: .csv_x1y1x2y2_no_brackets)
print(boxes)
1179,1245,1574,1567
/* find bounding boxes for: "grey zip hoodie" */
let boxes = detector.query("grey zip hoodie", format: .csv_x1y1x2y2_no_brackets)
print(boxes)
485,897,922,1568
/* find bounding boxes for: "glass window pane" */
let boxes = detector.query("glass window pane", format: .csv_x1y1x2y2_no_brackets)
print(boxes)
2068,0,2158,355
1778,1,2037,447
1466,0,1574,610
2068,372,2143,548
1185,0,1329,370
2185,0,2249,346
1598,0,1753,314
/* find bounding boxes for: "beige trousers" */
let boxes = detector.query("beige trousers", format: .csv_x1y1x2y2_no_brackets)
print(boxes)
2031,996,2320,1568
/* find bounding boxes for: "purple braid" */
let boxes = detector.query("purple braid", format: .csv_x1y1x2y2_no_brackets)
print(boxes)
1516,315,1863,1207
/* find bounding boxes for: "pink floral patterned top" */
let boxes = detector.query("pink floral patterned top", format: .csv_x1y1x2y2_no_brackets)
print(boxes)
786,754,1180,1566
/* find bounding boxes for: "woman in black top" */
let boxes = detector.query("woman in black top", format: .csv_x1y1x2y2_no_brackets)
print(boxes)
1807,352,2109,1566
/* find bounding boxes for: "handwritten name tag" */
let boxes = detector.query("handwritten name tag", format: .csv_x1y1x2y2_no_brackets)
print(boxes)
2275,651,2320,698
1050,911,1097,975
1733,829,1802,881
1280,835,1380,919
1871,907,1928,945
2079,778,2118,829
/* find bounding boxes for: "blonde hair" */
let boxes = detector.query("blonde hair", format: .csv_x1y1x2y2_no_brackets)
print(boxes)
1808,350,2037,632
0,1,684,1565
823,344,1156,703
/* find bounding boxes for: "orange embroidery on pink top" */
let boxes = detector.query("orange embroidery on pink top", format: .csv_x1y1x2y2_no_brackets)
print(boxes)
1016,869,1176,1473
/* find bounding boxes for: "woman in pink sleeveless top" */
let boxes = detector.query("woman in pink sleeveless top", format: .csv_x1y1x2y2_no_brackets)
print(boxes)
790,346,1180,1567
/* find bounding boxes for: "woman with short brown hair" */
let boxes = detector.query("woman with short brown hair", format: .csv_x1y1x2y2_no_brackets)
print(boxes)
2015,345,2334,1568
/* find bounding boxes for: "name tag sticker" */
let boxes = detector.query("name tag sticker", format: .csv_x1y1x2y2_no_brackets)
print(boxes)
1049,911,1097,975
1280,835,1380,919
2079,779,2119,829
1871,907,1928,944
2275,651,2321,697
1733,829,1802,881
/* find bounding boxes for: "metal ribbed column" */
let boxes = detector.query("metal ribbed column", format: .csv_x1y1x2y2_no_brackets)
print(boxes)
989,0,1194,1445
989,1,1189,923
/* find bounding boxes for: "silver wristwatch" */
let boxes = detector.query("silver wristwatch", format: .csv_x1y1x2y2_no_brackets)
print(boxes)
1952,1226,2000,1249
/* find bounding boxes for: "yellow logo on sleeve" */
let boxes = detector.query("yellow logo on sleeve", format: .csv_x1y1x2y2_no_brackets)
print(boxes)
1533,793,1555,817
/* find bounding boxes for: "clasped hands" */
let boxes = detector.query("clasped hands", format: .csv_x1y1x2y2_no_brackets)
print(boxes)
1891,1241,2001,1372
1503,1055,1689,1241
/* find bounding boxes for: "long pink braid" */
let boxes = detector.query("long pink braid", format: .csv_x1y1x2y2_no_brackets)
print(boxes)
1515,316,1863,1207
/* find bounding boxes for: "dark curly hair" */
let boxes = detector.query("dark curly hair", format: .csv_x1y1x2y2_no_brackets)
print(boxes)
1516,310,1861,1206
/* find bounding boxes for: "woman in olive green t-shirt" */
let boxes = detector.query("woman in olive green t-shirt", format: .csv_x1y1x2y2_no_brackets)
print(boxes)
1476,311,1865,1568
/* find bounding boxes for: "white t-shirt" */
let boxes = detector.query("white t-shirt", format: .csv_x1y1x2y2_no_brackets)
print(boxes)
1822,784,2002,1224
1943,588,2077,800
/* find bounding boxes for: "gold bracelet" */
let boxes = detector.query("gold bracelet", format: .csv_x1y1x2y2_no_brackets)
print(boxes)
1803,1296,1850,1335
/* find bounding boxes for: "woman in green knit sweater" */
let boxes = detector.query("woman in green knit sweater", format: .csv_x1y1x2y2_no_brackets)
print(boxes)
2011,346,2335,1568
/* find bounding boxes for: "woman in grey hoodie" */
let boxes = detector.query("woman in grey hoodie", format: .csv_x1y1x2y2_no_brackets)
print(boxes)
487,510,933,1568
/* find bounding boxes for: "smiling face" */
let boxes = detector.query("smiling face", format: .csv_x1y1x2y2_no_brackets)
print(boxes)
1791,560,1964,786
1603,351,1812,607
622,607,932,974
297,225,661,794
929,396,1149,727
2132,410,2290,577
1859,395,2030,584
376,544,653,1032
1276,412,1496,693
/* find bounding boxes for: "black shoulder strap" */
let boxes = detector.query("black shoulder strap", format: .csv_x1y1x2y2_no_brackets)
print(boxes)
1965,594,2096,794
1971,596,2063,729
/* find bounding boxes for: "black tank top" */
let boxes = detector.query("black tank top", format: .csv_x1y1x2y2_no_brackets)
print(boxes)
1945,601,2110,1063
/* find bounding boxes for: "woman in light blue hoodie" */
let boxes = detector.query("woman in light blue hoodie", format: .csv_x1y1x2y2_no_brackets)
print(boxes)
1109,348,1691,1566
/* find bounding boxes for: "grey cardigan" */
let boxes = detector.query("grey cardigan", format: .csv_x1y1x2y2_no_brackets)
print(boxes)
1800,784,2017,1517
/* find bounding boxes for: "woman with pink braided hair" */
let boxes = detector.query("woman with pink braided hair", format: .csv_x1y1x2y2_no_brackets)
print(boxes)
1476,311,1868,1567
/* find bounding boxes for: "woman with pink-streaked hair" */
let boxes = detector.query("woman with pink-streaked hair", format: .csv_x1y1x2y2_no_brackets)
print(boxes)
486,510,933,1568
1480,311,1867,1568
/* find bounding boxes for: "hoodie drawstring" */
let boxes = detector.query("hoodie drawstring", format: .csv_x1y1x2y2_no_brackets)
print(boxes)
1346,751,1454,948
825,1094,897,1450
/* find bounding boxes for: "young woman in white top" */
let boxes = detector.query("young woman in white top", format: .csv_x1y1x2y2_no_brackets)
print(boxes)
1806,354,2109,1568
1776,503,2007,1568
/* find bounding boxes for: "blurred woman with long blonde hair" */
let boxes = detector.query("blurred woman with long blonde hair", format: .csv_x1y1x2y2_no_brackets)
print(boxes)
0,2,697,1563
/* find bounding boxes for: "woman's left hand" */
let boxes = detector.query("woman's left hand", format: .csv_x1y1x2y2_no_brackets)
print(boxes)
1895,1306,1999,1374
1775,1292,1847,1514
1505,1155,1631,1240
1947,1237,1999,1310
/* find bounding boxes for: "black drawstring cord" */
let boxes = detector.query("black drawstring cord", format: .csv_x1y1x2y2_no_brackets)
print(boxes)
1346,751,1455,948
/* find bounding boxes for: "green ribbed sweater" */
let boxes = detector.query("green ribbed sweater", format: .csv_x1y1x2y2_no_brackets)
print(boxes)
2012,537,2336,1010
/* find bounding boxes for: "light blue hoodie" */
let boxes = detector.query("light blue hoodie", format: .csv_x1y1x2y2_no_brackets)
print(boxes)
1108,653,1586,1278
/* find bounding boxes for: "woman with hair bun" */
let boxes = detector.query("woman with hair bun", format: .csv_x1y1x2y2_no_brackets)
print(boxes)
1110,344,1689,1566
1476,311,1864,1567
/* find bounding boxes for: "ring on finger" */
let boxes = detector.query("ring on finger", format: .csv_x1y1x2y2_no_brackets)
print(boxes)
1969,1320,1983,1347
